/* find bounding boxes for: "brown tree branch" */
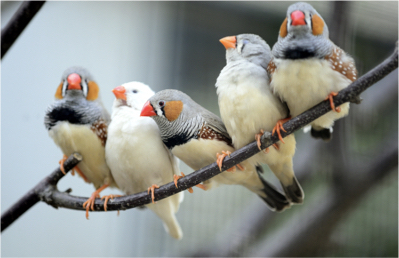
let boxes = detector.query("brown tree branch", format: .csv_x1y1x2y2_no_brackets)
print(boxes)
1,42,397,231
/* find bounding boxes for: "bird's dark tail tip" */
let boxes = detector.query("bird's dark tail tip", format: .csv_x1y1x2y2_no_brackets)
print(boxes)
281,176,304,204
311,127,332,142
257,172,291,212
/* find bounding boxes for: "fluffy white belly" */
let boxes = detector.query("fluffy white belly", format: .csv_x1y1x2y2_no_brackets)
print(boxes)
49,121,113,189
271,58,351,128
218,82,287,150
106,118,176,194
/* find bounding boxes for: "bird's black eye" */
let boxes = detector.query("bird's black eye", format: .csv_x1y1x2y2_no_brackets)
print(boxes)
158,101,165,107
133,90,138,93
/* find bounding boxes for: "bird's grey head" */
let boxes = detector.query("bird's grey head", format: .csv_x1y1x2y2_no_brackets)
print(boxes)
61,66,94,82
272,2,333,59
56,66,99,102
140,89,204,148
220,33,272,69
45,67,105,130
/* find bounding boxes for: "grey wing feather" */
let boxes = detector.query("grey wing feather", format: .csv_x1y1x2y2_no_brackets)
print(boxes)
200,108,232,141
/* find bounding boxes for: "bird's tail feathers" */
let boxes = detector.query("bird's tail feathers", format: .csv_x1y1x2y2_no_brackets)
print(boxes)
161,214,183,240
310,126,333,142
256,171,291,212
147,198,183,239
281,176,304,204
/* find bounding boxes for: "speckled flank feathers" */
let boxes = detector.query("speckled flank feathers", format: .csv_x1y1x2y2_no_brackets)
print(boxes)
90,119,108,146
325,46,358,82
199,123,233,148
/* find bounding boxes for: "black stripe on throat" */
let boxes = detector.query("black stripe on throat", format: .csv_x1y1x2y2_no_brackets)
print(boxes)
45,106,85,130
163,132,197,149
283,48,315,59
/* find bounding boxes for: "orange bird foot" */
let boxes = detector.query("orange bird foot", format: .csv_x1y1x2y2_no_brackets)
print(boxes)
272,116,291,144
255,129,264,151
216,151,241,172
58,155,90,182
147,184,160,203
174,172,206,193
58,155,68,175
325,92,341,113
101,194,122,212
82,184,109,219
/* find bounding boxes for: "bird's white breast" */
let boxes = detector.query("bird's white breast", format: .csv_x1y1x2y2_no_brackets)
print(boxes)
49,121,112,189
216,62,287,149
270,58,350,128
106,110,177,195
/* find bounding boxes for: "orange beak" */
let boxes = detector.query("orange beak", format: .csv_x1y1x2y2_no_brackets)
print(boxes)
67,73,81,90
112,86,126,100
291,10,306,26
219,36,236,49
140,100,156,117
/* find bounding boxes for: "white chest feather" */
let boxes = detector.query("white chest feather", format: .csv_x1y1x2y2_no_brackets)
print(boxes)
216,63,287,149
106,113,178,195
49,122,112,189
270,58,351,118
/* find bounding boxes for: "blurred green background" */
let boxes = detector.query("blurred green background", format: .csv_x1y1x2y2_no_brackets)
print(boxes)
1,1,397,257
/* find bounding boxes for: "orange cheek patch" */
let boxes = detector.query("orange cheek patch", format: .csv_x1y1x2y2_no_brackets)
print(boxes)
55,82,63,99
279,18,288,38
86,81,99,101
312,14,324,35
164,101,183,122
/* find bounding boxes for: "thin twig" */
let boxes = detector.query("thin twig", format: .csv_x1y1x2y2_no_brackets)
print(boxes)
1,1,46,59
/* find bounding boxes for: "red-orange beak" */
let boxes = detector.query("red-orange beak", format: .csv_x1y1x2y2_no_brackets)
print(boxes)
291,10,306,26
219,36,236,49
112,86,126,100
67,73,81,90
140,100,156,117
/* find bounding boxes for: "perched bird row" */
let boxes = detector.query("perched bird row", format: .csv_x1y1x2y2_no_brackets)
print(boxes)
44,2,357,240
